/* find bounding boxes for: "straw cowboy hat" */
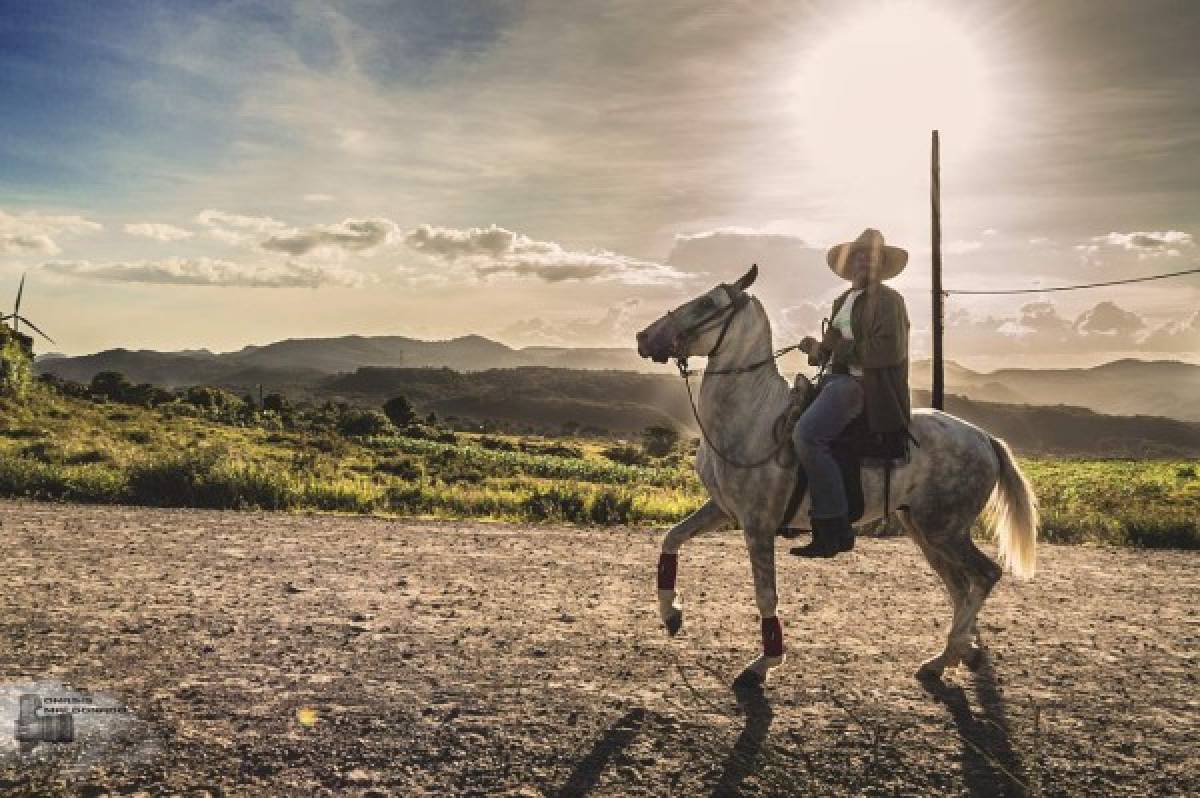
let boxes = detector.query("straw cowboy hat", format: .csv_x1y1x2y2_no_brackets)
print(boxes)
826,228,908,281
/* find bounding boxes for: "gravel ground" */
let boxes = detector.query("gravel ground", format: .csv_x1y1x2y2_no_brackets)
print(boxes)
0,498,1196,797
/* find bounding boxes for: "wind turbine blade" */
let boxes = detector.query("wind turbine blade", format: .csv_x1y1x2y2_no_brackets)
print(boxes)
15,315,54,344
14,272,25,318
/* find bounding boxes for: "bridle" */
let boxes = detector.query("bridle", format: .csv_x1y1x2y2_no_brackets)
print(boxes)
666,283,809,469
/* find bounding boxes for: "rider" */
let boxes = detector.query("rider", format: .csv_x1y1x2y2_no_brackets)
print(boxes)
789,227,912,558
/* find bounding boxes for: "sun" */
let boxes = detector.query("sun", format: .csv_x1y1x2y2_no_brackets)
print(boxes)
793,2,996,212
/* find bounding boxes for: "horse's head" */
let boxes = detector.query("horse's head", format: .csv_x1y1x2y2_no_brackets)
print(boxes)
636,263,758,364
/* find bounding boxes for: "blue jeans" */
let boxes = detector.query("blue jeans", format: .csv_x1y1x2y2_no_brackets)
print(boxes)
791,374,864,520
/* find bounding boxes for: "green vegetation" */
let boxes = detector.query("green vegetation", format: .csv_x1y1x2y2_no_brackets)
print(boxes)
0,326,33,399
0,376,1196,549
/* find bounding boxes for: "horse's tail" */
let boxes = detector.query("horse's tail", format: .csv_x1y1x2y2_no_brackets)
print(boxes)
985,435,1039,579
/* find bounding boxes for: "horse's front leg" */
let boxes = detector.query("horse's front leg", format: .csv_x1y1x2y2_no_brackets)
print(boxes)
658,498,729,636
734,524,785,689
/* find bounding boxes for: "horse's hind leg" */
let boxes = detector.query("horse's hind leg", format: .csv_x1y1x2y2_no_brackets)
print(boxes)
658,498,729,635
898,510,1001,679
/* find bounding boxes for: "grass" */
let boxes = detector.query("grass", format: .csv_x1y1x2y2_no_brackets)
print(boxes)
0,384,1196,548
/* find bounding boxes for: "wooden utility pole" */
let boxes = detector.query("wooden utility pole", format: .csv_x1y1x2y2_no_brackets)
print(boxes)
930,130,945,411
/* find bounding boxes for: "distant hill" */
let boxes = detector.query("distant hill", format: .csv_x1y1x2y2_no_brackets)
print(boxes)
317,366,1200,456
35,333,1199,429
911,358,1200,422
36,334,648,387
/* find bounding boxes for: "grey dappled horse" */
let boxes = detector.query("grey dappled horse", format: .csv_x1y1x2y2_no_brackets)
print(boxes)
636,265,1038,686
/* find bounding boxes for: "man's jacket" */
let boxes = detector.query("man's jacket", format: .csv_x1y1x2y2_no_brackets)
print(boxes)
828,282,911,435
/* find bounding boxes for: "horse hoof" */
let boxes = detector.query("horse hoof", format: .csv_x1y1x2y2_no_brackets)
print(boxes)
664,611,683,637
733,668,765,690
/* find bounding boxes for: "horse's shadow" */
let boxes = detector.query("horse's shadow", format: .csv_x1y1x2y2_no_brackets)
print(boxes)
920,642,1031,797
710,683,774,797
553,707,647,798
552,682,774,798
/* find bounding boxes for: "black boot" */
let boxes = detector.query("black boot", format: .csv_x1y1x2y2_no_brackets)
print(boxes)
789,516,855,558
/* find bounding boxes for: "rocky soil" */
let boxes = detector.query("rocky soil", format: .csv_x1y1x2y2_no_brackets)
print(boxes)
0,499,1196,796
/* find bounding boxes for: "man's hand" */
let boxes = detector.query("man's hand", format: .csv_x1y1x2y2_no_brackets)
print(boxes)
819,326,843,355
798,336,819,355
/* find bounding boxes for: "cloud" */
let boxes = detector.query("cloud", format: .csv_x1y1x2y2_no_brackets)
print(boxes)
946,300,1198,356
261,218,399,255
1080,230,1194,260
0,233,60,256
194,209,288,245
123,222,194,242
43,257,366,288
0,209,102,255
665,229,848,307
495,299,643,347
404,224,685,284
1140,310,1200,353
777,302,825,339
1073,301,1145,335
302,193,335,203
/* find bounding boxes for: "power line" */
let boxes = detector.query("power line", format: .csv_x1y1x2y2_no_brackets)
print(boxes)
944,266,1200,295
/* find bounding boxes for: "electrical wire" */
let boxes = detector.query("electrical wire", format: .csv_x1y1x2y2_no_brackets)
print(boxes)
943,266,1200,295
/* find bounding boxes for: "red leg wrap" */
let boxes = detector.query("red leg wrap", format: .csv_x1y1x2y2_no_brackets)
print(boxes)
657,552,678,590
762,616,784,658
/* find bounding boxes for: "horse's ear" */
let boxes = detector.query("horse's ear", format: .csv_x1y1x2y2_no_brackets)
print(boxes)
733,263,758,291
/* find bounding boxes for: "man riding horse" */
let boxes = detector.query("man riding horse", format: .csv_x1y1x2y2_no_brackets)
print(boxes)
789,227,912,558
636,241,1035,686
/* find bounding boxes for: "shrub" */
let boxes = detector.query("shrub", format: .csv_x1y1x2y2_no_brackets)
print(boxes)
642,425,680,458
301,480,382,513
522,486,588,522
602,443,648,466
382,395,417,427
308,432,349,456
338,409,393,438
20,440,67,464
126,449,223,507
375,456,424,481
0,331,34,400
0,453,125,503
182,385,242,415
386,484,433,514
1124,516,1200,549
65,448,113,466
263,392,290,415
124,429,154,445
588,489,635,525
201,464,299,511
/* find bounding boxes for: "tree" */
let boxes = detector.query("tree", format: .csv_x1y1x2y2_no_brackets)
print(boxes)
263,392,290,415
382,395,417,428
642,425,680,457
90,371,133,402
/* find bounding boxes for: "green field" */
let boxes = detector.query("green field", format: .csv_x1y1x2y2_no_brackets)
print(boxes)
0,383,1196,549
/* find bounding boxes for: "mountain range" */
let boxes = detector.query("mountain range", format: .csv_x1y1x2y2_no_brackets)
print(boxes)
35,333,1199,423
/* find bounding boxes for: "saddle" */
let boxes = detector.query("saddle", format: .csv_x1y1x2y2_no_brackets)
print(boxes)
776,374,912,535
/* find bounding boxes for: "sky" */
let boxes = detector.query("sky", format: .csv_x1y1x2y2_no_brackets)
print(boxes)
1,0,1198,368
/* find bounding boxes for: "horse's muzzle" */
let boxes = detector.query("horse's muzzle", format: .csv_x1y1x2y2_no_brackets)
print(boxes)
636,329,670,363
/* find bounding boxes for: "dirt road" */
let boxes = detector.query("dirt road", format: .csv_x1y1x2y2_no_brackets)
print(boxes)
0,499,1196,796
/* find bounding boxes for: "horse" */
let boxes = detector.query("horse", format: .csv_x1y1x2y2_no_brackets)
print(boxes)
635,264,1038,687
